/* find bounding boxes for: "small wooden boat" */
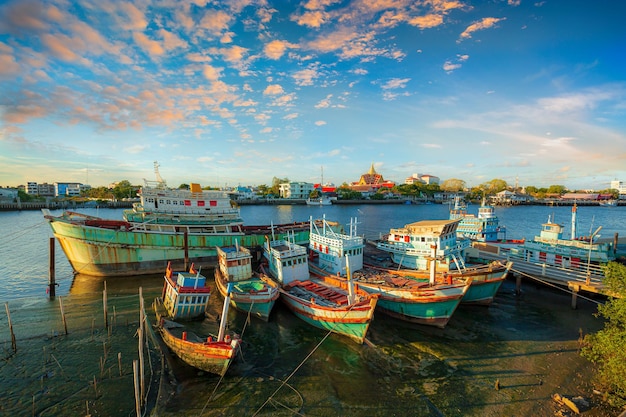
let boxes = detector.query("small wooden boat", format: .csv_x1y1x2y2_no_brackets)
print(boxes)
263,233,377,345
161,262,211,320
154,284,241,376
214,243,279,322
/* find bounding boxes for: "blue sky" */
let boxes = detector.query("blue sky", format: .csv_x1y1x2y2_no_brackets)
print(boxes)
1,0,625,190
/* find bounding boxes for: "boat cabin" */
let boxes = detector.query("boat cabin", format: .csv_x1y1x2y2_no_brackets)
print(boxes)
162,266,211,320
217,244,253,282
265,240,309,285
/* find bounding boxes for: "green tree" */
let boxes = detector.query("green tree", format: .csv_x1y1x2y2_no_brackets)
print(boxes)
112,180,136,200
581,262,626,407
547,184,568,195
270,177,289,197
482,178,508,194
440,178,466,192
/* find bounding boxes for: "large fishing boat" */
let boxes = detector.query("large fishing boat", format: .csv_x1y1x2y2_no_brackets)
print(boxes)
307,217,477,327
500,204,616,283
374,218,511,305
214,243,279,322
262,233,378,344
42,163,313,277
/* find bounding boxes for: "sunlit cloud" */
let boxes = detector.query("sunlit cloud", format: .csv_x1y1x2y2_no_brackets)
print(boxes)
458,17,506,42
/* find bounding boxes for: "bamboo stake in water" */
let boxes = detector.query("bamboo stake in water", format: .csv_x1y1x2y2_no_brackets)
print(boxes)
5,302,16,352
59,296,68,335
118,352,122,377
138,287,145,405
133,360,141,417
103,282,108,328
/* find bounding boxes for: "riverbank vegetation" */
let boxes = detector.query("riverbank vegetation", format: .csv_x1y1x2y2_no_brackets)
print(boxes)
581,261,626,408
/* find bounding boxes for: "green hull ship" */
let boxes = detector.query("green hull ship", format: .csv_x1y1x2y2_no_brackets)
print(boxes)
42,209,312,277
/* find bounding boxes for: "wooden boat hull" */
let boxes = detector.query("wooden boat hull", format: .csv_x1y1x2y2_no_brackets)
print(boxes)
363,261,512,306
157,321,239,376
43,211,312,277
153,298,240,376
214,269,280,322
353,281,468,328
279,275,378,344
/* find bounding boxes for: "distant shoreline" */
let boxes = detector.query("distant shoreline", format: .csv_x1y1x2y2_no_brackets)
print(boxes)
0,198,621,212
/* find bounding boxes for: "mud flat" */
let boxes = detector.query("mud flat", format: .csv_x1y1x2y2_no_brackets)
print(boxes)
1,277,621,416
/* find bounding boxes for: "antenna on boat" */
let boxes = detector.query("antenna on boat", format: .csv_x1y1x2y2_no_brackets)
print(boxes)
154,161,166,187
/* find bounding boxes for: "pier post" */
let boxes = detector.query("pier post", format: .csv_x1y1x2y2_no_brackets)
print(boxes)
570,284,579,310
184,230,189,271
48,237,56,298
515,274,522,296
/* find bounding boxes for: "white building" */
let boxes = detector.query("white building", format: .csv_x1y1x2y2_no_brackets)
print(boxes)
26,182,38,195
610,180,626,199
279,182,315,199
404,173,440,185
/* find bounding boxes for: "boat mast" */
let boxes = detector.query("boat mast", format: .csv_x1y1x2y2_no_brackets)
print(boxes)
217,282,233,342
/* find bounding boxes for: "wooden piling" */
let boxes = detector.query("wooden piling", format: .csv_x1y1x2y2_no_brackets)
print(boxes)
103,281,108,328
570,284,579,310
184,230,189,270
59,296,68,335
515,274,522,296
5,302,16,352
133,360,141,417
138,287,145,405
118,352,122,377
48,237,56,298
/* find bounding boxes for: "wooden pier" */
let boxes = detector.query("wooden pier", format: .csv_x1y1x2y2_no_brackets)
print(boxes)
466,245,621,308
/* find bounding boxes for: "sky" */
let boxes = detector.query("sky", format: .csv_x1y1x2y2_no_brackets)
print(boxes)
1,0,625,191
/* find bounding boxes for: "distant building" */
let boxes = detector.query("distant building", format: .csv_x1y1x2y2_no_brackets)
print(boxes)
404,173,440,185
55,182,85,197
0,187,18,201
561,193,599,201
349,163,395,193
279,181,314,199
26,182,38,195
232,186,258,200
490,190,533,205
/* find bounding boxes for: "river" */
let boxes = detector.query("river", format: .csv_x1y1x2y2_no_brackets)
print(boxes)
0,203,623,416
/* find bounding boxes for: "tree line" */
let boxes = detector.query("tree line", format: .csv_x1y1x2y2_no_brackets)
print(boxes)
14,177,618,202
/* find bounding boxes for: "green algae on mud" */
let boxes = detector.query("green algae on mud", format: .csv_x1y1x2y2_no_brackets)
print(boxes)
2,276,622,417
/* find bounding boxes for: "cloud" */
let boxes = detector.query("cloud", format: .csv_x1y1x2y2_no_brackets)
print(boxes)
203,64,223,81
293,10,330,28
133,32,165,57
459,17,506,42
264,84,284,95
408,14,444,29
382,78,410,90
264,40,294,60
199,10,232,35
293,68,320,86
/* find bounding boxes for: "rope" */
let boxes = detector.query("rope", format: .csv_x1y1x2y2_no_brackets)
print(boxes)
251,300,361,416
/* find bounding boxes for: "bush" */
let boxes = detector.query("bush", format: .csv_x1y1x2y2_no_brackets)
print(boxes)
581,262,626,407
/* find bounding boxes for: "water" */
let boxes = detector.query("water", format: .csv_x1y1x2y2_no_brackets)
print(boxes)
0,204,624,416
